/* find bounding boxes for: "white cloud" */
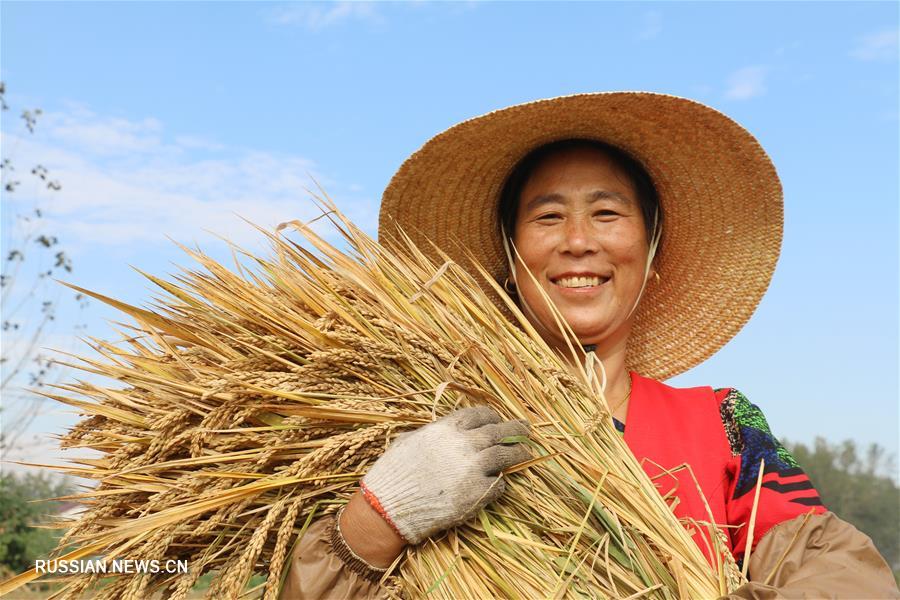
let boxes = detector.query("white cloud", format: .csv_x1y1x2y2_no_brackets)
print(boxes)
1,107,379,251
270,2,383,31
174,134,226,151
724,66,768,100
46,109,164,156
1,414,100,481
637,10,662,41
2,432,86,478
850,29,899,61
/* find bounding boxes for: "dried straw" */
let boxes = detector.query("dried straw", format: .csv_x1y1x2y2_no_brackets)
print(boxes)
0,197,742,599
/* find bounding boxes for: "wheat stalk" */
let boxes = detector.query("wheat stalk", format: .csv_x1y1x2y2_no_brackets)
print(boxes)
1,196,740,599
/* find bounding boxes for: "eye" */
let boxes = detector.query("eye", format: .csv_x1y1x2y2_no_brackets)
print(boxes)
594,209,620,219
536,212,562,222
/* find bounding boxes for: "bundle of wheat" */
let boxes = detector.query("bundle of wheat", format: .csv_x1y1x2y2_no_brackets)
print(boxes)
0,199,742,599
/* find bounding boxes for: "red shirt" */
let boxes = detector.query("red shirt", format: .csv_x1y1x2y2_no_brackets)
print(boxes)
623,372,826,563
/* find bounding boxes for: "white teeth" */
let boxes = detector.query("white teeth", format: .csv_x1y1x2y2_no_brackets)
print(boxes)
555,276,603,288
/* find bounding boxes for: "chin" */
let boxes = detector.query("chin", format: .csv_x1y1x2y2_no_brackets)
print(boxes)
566,318,622,347
564,317,610,338
568,327,610,347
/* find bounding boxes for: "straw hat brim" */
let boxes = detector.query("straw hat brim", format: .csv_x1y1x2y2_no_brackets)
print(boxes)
379,92,783,381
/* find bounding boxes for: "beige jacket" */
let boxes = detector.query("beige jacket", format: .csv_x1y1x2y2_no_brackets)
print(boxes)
281,511,898,599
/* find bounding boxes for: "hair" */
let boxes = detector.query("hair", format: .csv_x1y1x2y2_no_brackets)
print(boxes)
497,138,661,247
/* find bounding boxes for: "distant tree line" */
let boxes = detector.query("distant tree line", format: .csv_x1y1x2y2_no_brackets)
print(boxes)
787,437,899,570
0,473,72,576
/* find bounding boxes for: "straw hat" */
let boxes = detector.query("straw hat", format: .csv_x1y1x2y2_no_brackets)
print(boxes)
379,92,783,381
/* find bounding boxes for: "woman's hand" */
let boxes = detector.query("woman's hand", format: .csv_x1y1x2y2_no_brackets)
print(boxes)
339,490,407,568
347,406,529,559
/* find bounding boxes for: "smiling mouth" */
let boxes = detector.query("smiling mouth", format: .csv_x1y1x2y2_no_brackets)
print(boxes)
551,275,610,289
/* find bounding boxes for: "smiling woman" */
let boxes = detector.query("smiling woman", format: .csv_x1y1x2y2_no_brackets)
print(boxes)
504,141,657,419
280,93,898,599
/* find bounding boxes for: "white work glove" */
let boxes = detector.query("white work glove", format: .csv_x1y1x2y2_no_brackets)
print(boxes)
360,406,530,544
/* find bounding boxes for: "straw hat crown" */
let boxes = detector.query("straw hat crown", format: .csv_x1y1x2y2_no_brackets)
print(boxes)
379,92,783,381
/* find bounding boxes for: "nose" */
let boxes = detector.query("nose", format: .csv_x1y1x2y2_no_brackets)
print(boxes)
559,215,599,256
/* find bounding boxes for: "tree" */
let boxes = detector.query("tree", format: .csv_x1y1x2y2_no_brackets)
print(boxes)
787,437,899,570
0,472,73,574
0,81,86,452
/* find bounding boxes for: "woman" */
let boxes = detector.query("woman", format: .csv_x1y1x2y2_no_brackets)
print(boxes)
281,93,898,598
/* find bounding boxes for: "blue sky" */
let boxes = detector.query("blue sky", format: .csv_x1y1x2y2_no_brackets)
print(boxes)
2,2,898,473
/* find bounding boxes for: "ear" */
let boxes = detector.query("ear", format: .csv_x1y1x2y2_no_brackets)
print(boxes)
503,275,518,295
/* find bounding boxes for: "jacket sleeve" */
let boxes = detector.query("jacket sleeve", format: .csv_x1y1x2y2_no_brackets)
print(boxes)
718,388,827,560
279,516,386,600
726,511,899,599
718,389,898,597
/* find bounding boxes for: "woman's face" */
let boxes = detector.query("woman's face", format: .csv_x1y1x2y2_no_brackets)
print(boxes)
511,146,651,355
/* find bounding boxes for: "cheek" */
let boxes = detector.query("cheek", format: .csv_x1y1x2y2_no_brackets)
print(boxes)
511,230,555,274
512,253,543,286
617,241,649,266
608,226,650,266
